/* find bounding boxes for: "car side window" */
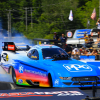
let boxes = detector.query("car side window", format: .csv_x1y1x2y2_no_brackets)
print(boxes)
27,49,39,60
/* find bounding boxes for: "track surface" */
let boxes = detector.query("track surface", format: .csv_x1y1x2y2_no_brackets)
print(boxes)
0,65,100,98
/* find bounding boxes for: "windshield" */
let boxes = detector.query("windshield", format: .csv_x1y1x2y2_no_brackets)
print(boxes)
42,48,69,59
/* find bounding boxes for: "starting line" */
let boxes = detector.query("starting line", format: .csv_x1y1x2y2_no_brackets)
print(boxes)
0,88,88,100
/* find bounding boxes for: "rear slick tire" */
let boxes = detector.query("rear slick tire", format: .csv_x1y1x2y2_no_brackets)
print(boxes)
10,67,16,84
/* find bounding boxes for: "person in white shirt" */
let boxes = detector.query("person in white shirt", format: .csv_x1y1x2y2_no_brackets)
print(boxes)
96,18,100,37
95,19,100,46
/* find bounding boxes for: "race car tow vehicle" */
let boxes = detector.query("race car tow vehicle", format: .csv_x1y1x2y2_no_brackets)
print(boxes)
1,42,100,87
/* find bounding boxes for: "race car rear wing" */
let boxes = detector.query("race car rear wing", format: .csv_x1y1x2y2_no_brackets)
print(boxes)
2,42,16,52
33,38,62,48
2,42,31,52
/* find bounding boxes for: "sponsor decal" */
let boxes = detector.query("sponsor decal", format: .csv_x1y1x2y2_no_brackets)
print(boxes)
63,64,92,72
91,32,93,36
77,34,84,37
91,32,98,36
8,45,15,51
98,66,100,70
25,69,46,77
80,58,95,61
54,79,59,85
19,66,24,73
73,29,91,38
2,53,9,61
80,55,95,61
18,79,23,84
67,31,72,37
0,91,84,98
40,44,53,46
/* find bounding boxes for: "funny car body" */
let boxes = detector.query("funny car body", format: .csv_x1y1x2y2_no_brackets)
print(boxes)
1,42,100,87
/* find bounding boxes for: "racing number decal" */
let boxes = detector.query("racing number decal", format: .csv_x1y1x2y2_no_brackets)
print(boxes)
2,53,9,61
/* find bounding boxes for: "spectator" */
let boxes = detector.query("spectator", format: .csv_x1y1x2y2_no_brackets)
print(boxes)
64,44,72,57
53,32,59,46
85,49,91,55
86,34,94,48
87,49,98,56
79,33,88,48
80,47,86,55
98,49,100,60
79,48,84,55
92,49,98,55
94,18,100,47
96,18,100,37
92,49,98,60
60,34,67,43
60,34,67,49
72,48,80,60
53,32,59,41
98,49,100,54
94,33,100,47
89,47,93,53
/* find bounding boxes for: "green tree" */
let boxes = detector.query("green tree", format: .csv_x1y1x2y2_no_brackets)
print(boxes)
76,0,99,29
0,0,98,39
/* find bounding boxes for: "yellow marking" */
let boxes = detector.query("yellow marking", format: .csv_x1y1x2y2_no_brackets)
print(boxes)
31,56,37,58
6,55,9,61
39,41,41,45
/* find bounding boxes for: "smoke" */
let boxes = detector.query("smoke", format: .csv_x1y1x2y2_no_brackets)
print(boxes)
0,32,33,82
0,19,34,83
0,74,13,83
0,18,34,53
0,31,34,54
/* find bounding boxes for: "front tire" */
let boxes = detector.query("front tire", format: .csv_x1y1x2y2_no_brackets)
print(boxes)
48,73,53,87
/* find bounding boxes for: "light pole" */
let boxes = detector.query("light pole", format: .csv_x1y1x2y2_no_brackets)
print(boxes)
7,10,11,38
99,0,100,18
24,7,29,31
30,7,33,28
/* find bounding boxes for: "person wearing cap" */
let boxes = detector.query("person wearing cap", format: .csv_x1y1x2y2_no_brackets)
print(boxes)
53,32,59,46
72,48,80,60
64,44,72,57
86,34,94,48
60,34,67,43
60,34,67,49
96,18,100,37
53,32,59,41
79,33,88,43
79,33,88,48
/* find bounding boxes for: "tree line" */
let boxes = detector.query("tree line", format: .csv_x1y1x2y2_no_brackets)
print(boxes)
0,0,99,39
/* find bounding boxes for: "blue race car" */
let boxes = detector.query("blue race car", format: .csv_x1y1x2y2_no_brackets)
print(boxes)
1,42,100,87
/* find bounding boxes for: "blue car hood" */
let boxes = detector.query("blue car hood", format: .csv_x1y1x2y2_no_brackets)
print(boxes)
42,59,99,77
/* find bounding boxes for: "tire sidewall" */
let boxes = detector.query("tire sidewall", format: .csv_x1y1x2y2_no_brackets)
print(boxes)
11,67,16,84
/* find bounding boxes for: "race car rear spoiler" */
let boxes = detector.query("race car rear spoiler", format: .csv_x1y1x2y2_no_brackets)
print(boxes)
2,42,16,52
2,42,30,52
33,38,63,48
33,38,58,44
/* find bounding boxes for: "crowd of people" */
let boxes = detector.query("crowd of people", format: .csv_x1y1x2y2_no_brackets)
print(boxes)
53,18,100,60
71,47,100,60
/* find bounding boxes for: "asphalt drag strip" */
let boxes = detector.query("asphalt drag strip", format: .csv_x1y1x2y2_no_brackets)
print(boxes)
0,65,27,90
0,65,13,82
0,65,100,98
